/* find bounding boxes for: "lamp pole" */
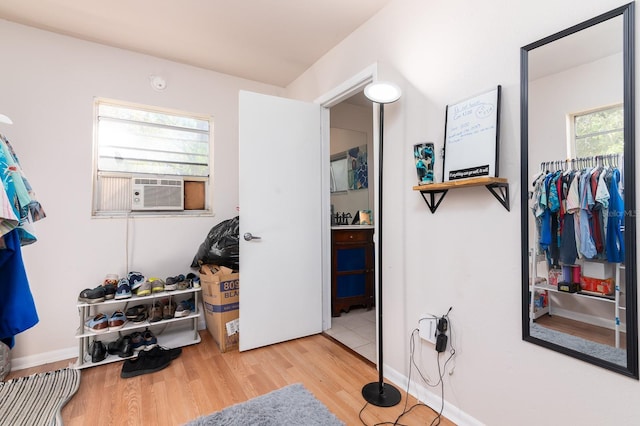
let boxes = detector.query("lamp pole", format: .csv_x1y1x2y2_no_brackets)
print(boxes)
361,82,402,407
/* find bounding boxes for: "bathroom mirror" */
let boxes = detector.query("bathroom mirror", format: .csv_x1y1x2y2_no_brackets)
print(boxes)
520,3,638,378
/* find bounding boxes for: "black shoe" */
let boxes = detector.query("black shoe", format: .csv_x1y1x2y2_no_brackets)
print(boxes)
120,348,172,378
91,340,107,363
78,287,106,304
107,335,134,358
125,305,147,319
145,345,182,361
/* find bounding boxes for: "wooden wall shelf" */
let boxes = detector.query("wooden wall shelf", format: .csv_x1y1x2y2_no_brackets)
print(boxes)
413,176,510,213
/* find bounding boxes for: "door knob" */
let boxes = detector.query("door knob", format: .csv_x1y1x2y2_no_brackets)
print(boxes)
243,232,261,241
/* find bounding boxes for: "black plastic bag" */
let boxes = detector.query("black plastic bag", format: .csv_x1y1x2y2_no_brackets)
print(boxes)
191,216,240,270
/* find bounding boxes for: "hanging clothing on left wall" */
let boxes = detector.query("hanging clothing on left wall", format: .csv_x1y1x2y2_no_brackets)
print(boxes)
0,134,45,348
0,229,38,348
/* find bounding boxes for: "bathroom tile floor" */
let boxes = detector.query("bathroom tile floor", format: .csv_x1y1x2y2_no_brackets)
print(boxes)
325,307,376,363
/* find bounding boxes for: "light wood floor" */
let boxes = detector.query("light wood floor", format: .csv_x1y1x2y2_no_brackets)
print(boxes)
535,314,626,349
6,331,455,426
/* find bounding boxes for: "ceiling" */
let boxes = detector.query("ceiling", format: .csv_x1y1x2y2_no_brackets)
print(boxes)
528,14,622,81
0,0,391,87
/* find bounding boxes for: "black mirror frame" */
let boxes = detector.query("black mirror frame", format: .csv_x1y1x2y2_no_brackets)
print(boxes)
520,2,638,379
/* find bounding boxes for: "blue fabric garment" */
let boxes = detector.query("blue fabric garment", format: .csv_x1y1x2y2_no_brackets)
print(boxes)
0,134,46,246
606,168,625,263
0,229,39,348
547,172,561,213
579,170,597,259
559,213,578,265
539,174,555,250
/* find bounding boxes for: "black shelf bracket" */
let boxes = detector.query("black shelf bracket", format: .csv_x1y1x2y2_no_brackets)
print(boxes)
418,190,449,214
415,179,510,213
485,182,510,211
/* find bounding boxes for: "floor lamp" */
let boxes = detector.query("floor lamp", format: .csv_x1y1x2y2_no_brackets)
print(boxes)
361,81,402,407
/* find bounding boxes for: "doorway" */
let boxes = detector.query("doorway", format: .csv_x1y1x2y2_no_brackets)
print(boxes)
324,90,376,363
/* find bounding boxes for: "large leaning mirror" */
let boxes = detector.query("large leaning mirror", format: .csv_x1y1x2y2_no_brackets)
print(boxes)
521,2,638,378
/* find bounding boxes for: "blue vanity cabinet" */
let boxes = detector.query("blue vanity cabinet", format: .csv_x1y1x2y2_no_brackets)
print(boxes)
331,228,374,317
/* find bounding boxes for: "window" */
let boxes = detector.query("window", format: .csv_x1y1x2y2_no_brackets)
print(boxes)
93,99,211,215
572,105,623,158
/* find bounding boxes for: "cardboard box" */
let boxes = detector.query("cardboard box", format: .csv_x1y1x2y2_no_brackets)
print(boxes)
582,261,614,280
201,265,239,352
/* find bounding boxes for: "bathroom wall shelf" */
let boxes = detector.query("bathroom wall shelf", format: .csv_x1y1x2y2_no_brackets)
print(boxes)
413,176,509,213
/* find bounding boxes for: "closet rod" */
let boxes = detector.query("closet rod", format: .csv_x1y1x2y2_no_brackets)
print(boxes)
539,153,621,171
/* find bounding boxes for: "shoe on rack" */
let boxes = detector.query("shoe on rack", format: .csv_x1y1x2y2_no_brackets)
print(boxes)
162,301,176,320
142,329,158,349
78,287,106,304
136,281,152,297
128,271,145,292
90,340,107,363
186,273,200,289
130,331,146,352
107,335,133,358
131,311,148,324
115,278,132,300
103,283,117,300
176,279,190,291
174,300,192,318
120,347,172,379
125,305,147,319
85,313,109,333
148,302,163,323
108,310,127,331
164,278,178,291
150,278,165,294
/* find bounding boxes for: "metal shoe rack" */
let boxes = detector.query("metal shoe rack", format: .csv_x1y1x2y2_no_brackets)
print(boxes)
75,287,202,369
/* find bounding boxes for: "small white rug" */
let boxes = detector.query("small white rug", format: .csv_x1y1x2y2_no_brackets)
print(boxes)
185,383,344,426
0,367,81,426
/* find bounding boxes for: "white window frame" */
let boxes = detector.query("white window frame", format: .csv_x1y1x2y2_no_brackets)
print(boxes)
567,103,623,158
91,98,213,217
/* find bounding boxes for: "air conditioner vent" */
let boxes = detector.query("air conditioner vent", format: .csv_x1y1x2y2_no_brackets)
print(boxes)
131,176,184,211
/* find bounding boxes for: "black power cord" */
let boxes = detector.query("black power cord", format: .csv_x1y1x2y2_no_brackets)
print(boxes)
358,309,456,426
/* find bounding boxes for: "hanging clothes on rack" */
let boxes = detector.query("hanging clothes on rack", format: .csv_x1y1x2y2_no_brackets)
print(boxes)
0,133,45,348
531,154,624,267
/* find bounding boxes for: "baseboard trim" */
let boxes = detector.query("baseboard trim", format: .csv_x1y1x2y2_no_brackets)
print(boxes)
385,363,483,426
11,346,78,372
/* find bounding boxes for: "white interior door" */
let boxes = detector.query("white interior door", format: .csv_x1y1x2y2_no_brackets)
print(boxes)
238,91,323,351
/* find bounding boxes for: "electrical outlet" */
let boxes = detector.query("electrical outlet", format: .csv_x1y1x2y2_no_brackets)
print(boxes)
419,315,437,344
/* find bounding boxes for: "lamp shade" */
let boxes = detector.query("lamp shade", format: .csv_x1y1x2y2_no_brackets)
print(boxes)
364,81,402,104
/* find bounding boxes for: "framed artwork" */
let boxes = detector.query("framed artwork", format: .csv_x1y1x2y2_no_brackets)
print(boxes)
347,145,368,190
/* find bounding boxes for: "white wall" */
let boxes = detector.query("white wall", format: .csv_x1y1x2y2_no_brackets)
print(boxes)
0,19,282,363
287,0,640,425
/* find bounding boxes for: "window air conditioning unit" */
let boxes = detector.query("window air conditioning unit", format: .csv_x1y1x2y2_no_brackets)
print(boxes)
131,176,184,211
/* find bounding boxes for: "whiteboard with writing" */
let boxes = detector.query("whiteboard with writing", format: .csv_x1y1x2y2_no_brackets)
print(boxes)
443,86,501,181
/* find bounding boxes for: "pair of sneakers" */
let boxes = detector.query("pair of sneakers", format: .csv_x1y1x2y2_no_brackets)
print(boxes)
136,278,166,296
129,329,158,352
120,345,182,379
84,311,127,333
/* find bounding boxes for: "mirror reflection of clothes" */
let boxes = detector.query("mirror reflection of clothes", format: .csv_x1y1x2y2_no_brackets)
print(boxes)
530,162,624,267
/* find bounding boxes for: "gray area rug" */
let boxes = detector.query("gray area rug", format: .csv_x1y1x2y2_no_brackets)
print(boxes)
185,383,344,426
530,322,626,366
0,367,81,426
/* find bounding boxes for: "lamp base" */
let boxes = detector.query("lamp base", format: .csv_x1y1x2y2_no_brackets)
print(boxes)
361,381,402,407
